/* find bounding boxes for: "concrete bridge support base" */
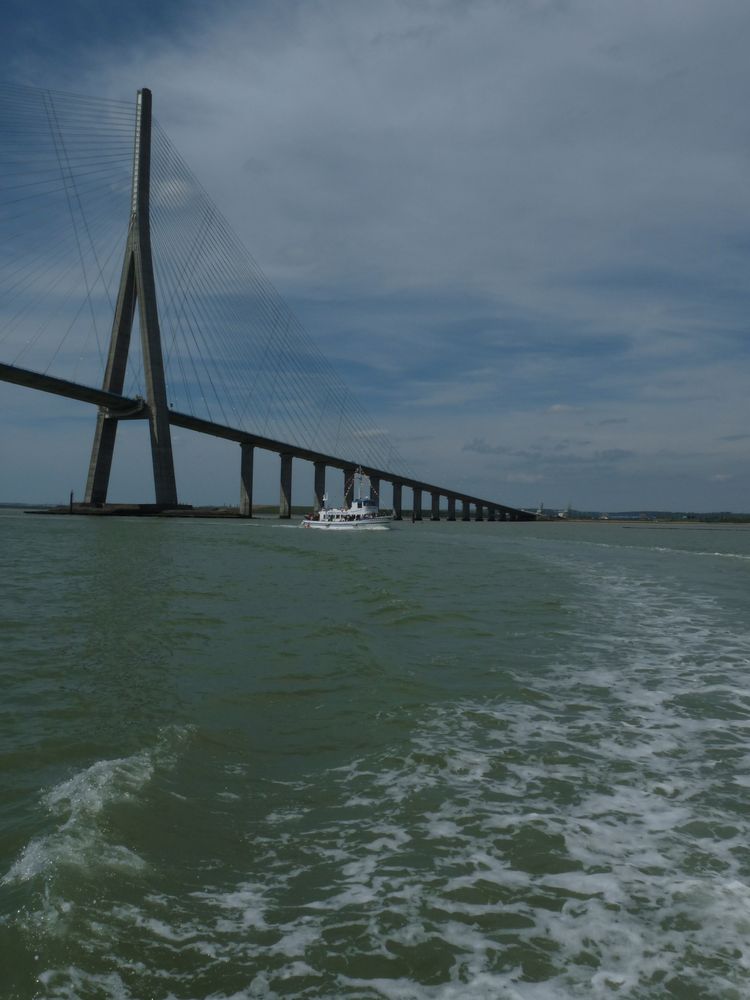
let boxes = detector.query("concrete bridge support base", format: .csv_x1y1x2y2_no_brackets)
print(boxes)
344,466,356,507
447,496,456,521
392,482,403,520
240,442,254,516
314,461,326,513
279,453,293,518
369,475,380,510
413,488,423,521
431,492,440,521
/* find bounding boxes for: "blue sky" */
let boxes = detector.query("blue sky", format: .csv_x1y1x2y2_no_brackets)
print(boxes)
1,0,749,511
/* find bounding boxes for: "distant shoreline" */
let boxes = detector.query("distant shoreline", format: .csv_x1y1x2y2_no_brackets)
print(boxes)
2,503,749,524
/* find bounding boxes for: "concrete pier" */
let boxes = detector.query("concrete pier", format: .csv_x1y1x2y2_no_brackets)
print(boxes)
431,492,440,521
239,442,254,516
392,482,403,520
413,487,423,521
476,504,484,521
487,506,495,522
344,466,355,507
314,461,326,513
462,500,471,522
369,475,380,509
447,496,456,521
279,453,293,518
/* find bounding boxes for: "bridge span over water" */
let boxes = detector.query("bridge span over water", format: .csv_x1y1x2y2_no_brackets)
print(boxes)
0,85,533,522
0,360,530,521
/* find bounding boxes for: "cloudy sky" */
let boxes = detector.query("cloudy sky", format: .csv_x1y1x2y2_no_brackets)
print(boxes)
1,0,749,511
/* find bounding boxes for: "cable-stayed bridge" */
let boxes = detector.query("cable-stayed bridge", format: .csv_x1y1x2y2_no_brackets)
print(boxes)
0,84,533,521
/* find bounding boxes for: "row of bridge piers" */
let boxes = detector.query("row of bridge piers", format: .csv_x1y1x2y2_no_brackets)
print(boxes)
238,442,530,522
0,362,534,521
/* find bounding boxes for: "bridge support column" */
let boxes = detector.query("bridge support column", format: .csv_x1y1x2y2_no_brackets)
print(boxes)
85,88,177,508
431,492,440,521
412,488,423,521
476,504,484,521
279,453,293,518
314,461,326,513
392,482,403,520
487,506,496,522
85,416,119,505
447,496,456,521
462,500,471,522
239,442,254,517
344,466,356,507
369,475,380,509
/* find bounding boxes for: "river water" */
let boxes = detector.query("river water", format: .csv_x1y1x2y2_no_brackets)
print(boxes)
1,510,749,999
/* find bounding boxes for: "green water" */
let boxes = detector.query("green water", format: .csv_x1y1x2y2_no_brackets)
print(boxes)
2,511,750,998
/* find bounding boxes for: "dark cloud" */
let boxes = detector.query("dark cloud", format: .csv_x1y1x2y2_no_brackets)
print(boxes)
464,438,633,467
462,438,511,457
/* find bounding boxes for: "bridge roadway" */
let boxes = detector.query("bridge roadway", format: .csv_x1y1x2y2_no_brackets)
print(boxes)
0,362,535,521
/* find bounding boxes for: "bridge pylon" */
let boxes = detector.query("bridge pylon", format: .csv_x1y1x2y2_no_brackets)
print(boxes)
84,88,177,507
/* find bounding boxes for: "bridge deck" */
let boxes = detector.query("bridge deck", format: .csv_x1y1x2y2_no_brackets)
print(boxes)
0,361,534,519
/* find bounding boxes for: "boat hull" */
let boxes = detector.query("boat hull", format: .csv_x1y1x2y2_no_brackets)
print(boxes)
301,519,391,530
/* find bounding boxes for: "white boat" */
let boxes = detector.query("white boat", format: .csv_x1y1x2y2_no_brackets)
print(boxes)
301,469,392,530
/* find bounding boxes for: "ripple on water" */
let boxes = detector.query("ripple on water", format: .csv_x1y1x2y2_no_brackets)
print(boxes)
3,525,750,998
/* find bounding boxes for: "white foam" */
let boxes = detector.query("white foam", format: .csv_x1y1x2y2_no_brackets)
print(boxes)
37,967,135,1000
4,755,152,884
18,537,750,997
268,920,320,957
3,728,189,885
192,881,269,931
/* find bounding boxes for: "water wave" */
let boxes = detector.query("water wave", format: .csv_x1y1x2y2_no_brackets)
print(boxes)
3,727,190,886
6,527,750,998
